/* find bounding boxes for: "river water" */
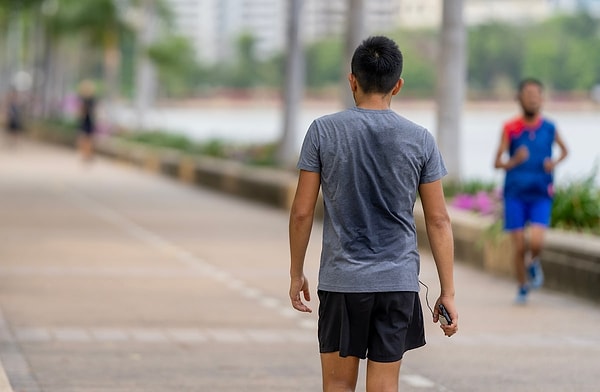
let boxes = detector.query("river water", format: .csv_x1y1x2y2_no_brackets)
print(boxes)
112,101,600,186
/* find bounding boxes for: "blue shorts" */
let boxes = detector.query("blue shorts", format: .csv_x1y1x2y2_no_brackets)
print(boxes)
504,197,552,231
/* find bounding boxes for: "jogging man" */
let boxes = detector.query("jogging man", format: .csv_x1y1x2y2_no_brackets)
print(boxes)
494,78,568,304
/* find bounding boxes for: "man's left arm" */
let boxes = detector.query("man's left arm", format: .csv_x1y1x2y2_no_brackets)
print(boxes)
289,170,320,313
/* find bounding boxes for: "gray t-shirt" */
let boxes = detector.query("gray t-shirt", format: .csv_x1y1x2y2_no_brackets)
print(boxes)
297,106,447,293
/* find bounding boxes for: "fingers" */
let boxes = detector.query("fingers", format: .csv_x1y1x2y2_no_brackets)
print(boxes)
289,276,312,313
303,286,311,302
435,298,458,337
291,292,312,313
441,321,458,337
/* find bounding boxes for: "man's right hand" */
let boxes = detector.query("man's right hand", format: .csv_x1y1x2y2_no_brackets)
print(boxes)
511,145,530,167
289,275,312,313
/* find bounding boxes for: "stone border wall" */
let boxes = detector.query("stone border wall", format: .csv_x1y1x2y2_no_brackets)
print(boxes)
31,130,600,304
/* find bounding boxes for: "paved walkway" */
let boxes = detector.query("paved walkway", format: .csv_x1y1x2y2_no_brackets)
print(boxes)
0,140,599,392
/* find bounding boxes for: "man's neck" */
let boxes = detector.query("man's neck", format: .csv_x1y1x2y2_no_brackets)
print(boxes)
522,113,541,125
355,93,393,110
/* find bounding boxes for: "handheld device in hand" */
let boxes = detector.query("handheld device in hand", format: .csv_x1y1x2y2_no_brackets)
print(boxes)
438,304,452,326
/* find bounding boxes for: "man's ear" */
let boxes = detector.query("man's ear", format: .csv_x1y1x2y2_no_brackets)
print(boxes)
348,73,358,92
391,78,404,96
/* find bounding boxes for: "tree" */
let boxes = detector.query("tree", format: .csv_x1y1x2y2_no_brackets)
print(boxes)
64,0,132,102
305,38,343,89
340,0,365,108
468,22,524,94
435,0,466,184
146,34,200,96
277,0,304,167
230,33,259,89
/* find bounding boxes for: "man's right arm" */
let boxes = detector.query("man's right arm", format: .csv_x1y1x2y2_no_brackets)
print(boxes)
289,170,320,313
494,130,528,170
418,179,458,337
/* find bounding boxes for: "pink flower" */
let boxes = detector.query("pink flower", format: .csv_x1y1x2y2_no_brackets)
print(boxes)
451,194,475,210
474,191,495,215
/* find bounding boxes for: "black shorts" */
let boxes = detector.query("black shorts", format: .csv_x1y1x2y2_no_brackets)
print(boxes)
318,290,426,363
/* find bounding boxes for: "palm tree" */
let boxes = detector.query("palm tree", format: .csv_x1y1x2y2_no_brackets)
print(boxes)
66,0,131,103
0,0,44,93
132,0,159,130
341,0,365,109
435,0,466,184
277,0,304,168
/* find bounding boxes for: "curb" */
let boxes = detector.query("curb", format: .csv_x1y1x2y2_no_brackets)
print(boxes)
29,129,600,304
0,363,13,392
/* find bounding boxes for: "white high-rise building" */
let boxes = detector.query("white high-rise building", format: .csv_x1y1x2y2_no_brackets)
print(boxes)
466,0,552,25
396,0,441,29
165,0,405,63
163,0,591,64
165,0,285,64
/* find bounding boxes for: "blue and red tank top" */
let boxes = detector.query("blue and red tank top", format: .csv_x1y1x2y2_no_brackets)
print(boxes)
502,116,556,201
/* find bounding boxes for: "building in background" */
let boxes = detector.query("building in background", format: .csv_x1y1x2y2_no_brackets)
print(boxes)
166,0,285,64
166,0,403,63
396,0,441,29
164,0,598,64
549,0,600,15
465,0,552,25
303,0,401,41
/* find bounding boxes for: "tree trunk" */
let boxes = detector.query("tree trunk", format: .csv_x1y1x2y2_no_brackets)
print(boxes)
277,0,304,168
103,29,121,132
340,0,365,109
4,6,23,92
30,5,46,118
135,0,158,131
435,0,466,184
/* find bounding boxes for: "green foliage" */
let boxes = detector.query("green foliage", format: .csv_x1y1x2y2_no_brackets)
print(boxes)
305,38,343,89
147,35,202,96
551,168,600,233
125,131,197,153
443,179,498,198
119,131,278,166
472,13,600,95
446,172,600,236
53,0,130,45
388,29,438,96
229,33,260,88
468,22,525,93
197,13,600,98
258,52,284,87
119,28,137,99
197,139,226,157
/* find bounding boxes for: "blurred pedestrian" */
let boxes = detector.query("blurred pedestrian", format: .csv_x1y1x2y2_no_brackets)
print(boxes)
77,80,97,162
289,36,458,392
4,87,24,147
493,78,568,304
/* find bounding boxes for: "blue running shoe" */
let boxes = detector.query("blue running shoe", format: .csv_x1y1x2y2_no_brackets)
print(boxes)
528,259,544,289
515,285,529,305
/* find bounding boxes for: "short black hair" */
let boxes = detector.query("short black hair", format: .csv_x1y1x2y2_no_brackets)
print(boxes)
518,78,544,93
351,36,403,94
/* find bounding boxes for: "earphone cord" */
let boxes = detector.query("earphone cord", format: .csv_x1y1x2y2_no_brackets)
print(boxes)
419,280,435,317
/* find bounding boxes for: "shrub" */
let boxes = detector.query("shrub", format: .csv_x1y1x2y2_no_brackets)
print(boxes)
118,131,277,167
449,172,600,236
551,170,600,234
